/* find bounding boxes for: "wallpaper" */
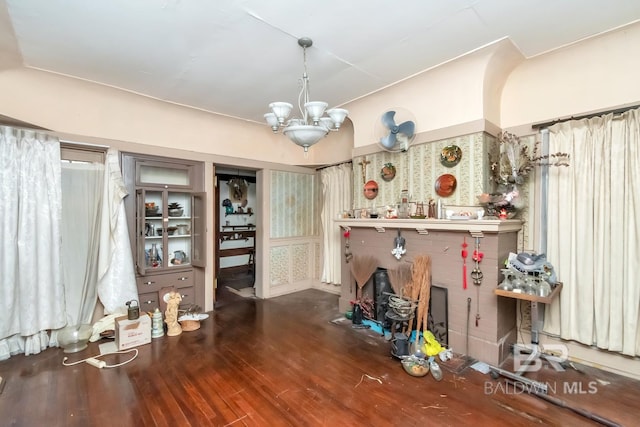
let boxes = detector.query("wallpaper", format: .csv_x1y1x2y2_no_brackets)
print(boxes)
270,170,319,238
352,132,494,212
269,245,289,286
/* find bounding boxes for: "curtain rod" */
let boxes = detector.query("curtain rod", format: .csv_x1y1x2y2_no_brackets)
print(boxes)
315,160,353,171
532,103,640,129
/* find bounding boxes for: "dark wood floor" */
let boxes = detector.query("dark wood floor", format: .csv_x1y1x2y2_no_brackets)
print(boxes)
1,289,637,426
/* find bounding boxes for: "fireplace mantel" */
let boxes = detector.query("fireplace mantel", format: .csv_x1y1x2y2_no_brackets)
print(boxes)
335,218,522,235
336,218,523,366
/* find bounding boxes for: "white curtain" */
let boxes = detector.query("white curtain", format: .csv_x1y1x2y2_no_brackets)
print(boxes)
545,108,640,356
0,127,66,360
59,158,104,326
97,149,138,314
58,149,138,329
320,163,353,284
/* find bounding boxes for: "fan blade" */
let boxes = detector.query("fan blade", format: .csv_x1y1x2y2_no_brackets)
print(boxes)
397,121,415,139
380,132,398,149
381,111,397,129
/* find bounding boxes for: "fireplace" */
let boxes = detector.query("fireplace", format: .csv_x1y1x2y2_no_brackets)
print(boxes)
363,270,448,346
337,218,522,366
428,285,448,346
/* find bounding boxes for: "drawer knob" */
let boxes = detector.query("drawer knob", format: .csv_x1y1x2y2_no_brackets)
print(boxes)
179,277,188,281
144,281,155,285
143,299,156,305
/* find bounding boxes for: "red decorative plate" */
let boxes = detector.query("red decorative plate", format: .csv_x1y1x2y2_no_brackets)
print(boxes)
434,174,457,197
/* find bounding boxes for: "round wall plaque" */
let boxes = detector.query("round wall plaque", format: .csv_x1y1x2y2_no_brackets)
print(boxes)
434,174,457,197
363,180,379,200
440,145,462,167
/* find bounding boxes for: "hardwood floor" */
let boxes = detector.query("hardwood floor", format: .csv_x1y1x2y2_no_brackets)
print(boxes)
0,289,637,426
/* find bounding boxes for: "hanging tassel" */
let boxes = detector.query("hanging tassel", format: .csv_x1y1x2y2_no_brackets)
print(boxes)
461,237,468,290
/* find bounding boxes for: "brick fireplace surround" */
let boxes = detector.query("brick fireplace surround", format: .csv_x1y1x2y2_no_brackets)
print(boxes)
336,218,523,366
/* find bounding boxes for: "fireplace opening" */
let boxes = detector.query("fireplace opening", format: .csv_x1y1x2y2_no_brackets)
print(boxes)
367,268,448,345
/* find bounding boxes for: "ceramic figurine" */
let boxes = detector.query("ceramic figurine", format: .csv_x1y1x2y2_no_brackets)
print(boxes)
165,291,183,336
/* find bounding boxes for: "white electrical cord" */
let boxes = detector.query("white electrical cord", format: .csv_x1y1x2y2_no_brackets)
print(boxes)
62,348,139,369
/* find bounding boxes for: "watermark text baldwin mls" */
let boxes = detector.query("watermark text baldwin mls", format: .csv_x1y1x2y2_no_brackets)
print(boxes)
484,380,598,395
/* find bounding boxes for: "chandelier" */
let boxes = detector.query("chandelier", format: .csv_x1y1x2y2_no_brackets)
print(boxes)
264,37,348,153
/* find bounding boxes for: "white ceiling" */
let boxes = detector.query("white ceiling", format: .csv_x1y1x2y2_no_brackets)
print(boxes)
3,0,640,125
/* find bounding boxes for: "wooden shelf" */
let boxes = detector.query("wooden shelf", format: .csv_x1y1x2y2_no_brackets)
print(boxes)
221,224,255,230
225,212,253,216
220,230,255,242
494,282,562,304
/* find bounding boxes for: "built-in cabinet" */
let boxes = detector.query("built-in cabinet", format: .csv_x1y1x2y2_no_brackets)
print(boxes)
121,153,206,312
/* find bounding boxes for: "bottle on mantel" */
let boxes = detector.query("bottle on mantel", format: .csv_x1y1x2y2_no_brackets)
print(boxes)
399,189,410,218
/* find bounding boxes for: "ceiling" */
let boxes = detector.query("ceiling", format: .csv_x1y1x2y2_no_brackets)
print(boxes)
3,0,640,126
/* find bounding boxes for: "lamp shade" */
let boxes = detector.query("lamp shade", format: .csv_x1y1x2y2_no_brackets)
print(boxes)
327,108,348,128
304,101,328,123
283,124,329,151
264,113,279,131
269,102,293,123
319,117,334,130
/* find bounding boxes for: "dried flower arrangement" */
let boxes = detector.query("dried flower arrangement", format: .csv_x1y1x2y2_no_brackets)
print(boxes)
489,131,570,187
479,131,570,218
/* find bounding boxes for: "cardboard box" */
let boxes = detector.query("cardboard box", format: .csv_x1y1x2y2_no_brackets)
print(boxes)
115,314,151,350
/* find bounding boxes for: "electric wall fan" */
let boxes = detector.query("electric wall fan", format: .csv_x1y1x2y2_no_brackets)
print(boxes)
377,109,416,152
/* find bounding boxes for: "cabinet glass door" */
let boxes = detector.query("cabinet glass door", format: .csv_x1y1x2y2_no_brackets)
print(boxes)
166,191,192,268
137,189,193,274
191,192,206,267
137,189,164,274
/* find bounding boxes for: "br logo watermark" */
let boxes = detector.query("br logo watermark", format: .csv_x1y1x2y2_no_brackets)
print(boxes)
484,344,599,396
513,344,568,373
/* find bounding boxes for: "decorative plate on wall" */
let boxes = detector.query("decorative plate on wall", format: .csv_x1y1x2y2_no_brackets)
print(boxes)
380,163,396,182
434,174,457,197
440,145,462,167
363,180,379,200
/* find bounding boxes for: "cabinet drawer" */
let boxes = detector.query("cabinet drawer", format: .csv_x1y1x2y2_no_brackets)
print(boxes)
137,270,194,293
138,292,161,312
176,286,195,308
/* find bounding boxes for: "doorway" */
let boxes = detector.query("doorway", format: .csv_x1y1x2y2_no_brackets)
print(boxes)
214,167,257,306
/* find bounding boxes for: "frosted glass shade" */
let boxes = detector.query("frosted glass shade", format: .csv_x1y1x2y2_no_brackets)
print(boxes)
304,101,328,123
319,117,334,130
283,124,329,152
327,108,348,128
264,113,279,131
269,102,293,123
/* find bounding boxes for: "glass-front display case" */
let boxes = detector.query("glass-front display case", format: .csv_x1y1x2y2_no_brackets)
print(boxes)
137,189,196,274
